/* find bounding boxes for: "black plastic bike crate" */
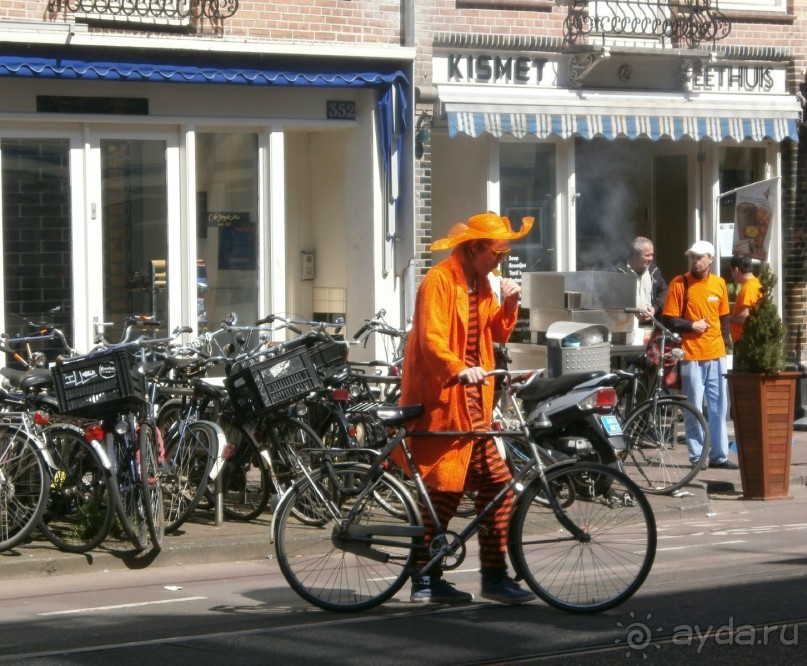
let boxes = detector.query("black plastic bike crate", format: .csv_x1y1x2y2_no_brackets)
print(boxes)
307,339,348,374
52,348,146,418
225,347,322,419
282,333,348,375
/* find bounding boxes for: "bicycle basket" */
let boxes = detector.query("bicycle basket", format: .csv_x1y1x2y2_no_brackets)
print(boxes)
307,339,348,374
225,347,322,419
282,332,348,376
52,348,146,418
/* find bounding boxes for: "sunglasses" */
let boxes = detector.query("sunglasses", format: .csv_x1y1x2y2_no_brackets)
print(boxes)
490,247,511,260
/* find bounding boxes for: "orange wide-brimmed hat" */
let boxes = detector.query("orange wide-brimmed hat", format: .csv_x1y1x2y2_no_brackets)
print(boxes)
430,212,534,251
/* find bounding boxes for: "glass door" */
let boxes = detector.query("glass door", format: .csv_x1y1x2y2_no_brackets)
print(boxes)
100,138,169,342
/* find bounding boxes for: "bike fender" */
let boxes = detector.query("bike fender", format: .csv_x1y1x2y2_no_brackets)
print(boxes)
37,441,57,471
269,488,292,544
207,425,228,482
90,439,113,471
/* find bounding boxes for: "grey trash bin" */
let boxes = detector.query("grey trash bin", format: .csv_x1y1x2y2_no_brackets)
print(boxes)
545,322,611,378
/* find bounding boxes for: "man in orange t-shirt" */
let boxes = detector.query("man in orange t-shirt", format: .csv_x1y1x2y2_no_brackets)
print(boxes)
662,240,736,469
729,254,762,346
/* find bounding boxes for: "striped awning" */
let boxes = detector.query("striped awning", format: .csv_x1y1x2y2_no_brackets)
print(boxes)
448,110,799,142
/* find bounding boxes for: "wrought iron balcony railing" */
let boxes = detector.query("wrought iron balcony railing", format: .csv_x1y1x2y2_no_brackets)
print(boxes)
565,0,731,47
46,0,239,23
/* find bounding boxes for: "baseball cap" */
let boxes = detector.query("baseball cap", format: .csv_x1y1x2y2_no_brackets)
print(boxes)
685,240,715,257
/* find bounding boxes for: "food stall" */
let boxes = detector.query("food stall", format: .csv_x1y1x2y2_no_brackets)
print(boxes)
513,271,644,376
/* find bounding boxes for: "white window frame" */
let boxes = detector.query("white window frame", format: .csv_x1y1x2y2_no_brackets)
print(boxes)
720,0,786,12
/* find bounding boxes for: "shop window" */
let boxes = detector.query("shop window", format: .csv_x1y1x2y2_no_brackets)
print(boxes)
500,142,556,342
1,138,73,366
195,132,260,338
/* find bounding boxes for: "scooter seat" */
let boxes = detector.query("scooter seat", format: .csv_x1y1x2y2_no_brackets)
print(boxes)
516,370,608,403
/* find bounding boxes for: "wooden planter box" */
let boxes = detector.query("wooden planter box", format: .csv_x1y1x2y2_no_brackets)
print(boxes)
727,371,799,500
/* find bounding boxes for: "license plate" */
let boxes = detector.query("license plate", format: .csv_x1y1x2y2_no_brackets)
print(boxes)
599,415,623,436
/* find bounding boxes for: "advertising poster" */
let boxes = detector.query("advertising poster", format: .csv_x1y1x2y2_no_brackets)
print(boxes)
213,211,256,270
732,178,778,261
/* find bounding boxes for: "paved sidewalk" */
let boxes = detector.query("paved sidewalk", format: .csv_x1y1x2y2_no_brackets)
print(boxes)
2,427,806,582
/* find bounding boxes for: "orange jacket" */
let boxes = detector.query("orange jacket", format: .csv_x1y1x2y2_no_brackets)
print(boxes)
397,249,517,492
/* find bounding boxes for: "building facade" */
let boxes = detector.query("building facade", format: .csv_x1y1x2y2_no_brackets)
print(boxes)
0,1,414,361
413,0,807,361
1,1,806,368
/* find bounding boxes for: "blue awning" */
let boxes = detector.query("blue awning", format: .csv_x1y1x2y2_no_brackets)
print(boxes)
0,54,405,88
448,110,798,142
0,53,409,200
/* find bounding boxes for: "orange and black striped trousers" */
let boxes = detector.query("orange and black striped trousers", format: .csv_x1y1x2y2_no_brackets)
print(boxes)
416,436,514,575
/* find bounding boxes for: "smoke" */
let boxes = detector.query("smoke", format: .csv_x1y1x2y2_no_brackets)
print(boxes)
575,139,653,270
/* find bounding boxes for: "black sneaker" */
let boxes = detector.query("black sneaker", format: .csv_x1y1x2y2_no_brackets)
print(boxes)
481,577,535,605
709,460,739,470
410,576,474,604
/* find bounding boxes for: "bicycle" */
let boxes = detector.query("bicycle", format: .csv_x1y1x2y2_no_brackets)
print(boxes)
141,341,226,533
0,327,117,554
51,329,185,552
155,323,330,524
617,309,711,494
0,379,115,554
0,408,55,552
271,368,657,614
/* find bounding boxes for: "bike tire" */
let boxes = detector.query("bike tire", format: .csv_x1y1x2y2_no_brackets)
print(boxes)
140,421,165,551
620,396,710,494
108,431,149,552
38,426,114,553
509,461,656,614
0,427,50,552
274,463,421,612
219,427,272,521
259,416,328,526
161,420,219,533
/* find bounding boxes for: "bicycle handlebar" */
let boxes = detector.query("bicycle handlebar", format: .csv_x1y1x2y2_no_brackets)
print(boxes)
624,308,682,344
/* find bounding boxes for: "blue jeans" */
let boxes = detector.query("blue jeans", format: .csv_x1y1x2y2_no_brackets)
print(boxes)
681,357,729,464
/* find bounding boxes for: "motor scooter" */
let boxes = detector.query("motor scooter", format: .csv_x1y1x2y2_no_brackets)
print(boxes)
496,360,625,468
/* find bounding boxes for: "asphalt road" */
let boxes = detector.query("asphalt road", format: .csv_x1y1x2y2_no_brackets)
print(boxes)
2,485,806,665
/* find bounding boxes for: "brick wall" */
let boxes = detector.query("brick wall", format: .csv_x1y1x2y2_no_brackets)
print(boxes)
14,0,402,43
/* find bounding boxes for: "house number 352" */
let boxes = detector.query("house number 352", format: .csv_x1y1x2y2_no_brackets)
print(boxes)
326,100,356,120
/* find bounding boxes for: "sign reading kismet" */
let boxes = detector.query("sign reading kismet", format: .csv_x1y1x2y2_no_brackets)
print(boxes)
447,54,550,85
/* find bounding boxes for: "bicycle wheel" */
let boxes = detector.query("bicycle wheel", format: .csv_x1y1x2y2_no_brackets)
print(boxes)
140,421,165,550
108,432,149,552
219,425,271,521
161,420,219,533
274,463,421,612
509,461,656,613
0,428,49,552
39,427,114,553
260,416,328,526
620,397,710,494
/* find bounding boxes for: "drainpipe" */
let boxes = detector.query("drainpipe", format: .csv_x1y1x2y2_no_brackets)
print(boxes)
402,0,414,47
403,258,419,324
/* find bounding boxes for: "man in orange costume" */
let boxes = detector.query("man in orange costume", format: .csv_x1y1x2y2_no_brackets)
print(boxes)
729,254,762,346
399,212,536,605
